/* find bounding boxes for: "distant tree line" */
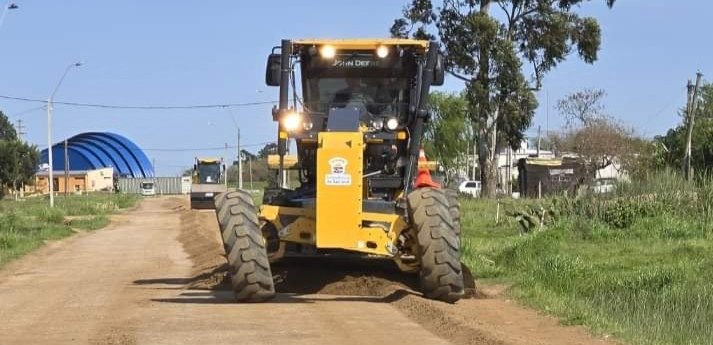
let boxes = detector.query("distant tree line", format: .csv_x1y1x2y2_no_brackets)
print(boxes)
0,111,39,198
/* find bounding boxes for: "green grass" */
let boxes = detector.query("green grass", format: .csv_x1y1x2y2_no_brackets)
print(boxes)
461,170,713,345
0,193,137,267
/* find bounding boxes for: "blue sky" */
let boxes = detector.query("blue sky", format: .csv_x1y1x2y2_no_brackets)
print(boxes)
0,1,709,175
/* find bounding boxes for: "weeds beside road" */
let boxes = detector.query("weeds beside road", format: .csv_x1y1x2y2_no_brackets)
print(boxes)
0,193,137,267
461,170,713,345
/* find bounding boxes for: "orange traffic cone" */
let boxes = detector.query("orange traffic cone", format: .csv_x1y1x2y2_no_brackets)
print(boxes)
414,148,440,188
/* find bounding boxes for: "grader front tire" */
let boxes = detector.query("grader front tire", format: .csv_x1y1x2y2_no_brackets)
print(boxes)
445,189,461,236
214,191,276,302
408,187,464,303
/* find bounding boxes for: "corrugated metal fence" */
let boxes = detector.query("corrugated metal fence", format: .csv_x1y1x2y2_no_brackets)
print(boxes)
118,177,191,195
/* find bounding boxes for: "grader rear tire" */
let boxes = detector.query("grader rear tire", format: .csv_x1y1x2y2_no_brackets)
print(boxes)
214,191,276,302
408,187,464,303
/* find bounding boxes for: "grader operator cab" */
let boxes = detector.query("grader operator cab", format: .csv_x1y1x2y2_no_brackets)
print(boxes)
214,39,464,303
190,157,227,209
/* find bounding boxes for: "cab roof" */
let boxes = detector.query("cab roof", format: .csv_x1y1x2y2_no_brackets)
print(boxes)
292,38,429,50
196,157,222,163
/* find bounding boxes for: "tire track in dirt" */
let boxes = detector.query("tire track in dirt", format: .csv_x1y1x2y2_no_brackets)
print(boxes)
178,199,617,345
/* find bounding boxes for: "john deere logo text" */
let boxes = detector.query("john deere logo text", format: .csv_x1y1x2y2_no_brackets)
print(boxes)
333,59,378,68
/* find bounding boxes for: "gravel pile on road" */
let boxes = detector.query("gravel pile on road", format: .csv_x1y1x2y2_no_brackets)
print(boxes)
174,201,230,290
176,200,478,299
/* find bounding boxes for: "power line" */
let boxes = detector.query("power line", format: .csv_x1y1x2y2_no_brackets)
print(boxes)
0,94,279,110
36,141,275,151
137,141,275,151
6,106,45,117
648,86,688,122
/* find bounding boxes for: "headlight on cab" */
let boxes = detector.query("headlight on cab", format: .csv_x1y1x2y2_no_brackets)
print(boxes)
320,45,336,59
376,45,389,58
385,117,399,131
370,119,384,131
281,111,302,131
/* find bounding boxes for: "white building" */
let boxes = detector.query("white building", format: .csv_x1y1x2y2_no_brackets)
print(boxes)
495,140,554,191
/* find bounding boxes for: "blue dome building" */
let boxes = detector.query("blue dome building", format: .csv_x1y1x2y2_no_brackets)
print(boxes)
40,132,154,178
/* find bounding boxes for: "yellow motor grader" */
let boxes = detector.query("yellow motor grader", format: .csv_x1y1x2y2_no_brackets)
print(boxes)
214,38,464,303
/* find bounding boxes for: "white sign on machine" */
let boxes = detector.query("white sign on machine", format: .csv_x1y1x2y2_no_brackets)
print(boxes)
325,157,351,186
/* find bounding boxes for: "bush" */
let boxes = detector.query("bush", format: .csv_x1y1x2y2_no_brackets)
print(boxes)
0,213,20,232
0,233,19,250
570,216,594,240
37,208,65,224
603,199,637,229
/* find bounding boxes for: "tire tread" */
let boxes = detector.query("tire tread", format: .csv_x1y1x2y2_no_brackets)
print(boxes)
214,190,275,302
408,187,464,303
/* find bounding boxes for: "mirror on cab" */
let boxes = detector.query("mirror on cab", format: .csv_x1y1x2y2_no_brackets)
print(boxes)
265,54,281,86
432,53,445,86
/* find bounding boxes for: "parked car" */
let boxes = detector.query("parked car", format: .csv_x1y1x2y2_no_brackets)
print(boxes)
140,181,156,196
592,178,616,194
458,180,481,197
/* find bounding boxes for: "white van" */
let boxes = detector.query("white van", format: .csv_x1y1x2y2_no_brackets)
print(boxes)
458,180,481,197
140,181,156,196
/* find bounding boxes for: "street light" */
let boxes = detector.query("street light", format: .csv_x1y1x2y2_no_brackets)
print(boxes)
226,109,243,190
0,2,19,32
47,61,82,207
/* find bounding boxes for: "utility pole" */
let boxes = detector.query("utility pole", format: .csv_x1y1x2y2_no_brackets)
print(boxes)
47,61,82,207
248,154,253,190
13,119,26,200
536,125,541,157
16,119,25,142
505,145,512,196
546,90,550,135
223,143,228,189
237,128,243,190
684,72,703,181
465,143,469,180
64,139,69,196
472,139,477,180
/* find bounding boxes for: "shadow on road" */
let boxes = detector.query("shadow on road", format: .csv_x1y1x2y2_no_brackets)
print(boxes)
150,288,417,305
133,264,229,287
136,257,477,305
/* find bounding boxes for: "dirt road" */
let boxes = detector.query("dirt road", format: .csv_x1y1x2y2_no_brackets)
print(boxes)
0,197,616,345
